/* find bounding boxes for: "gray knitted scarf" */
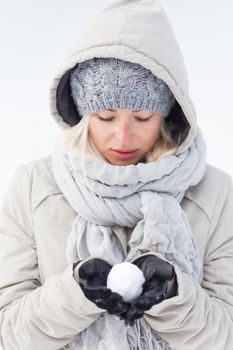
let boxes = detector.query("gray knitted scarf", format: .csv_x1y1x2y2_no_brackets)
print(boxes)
52,128,207,350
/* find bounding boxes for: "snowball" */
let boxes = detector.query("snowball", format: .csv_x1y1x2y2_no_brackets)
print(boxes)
107,262,145,302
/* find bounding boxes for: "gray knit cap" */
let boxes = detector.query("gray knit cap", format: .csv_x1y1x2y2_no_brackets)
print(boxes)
70,57,175,118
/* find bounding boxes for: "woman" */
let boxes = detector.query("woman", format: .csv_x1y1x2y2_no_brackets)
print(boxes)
0,0,233,349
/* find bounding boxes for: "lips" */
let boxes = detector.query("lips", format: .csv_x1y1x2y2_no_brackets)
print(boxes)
111,149,137,159
113,149,136,153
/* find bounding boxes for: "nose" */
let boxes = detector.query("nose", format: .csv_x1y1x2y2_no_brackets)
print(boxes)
115,121,132,144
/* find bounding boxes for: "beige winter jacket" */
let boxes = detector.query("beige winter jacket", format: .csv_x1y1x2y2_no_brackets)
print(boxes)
1,1,233,349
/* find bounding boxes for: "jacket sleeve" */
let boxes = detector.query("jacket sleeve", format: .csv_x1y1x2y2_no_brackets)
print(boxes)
0,164,102,350
143,175,233,350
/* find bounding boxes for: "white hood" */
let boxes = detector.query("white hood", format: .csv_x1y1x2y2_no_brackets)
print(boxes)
49,0,198,154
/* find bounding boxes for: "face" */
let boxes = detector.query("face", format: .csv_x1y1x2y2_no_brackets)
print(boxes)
88,108,163,165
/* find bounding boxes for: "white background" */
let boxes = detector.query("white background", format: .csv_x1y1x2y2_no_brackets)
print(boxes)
0,0,233,203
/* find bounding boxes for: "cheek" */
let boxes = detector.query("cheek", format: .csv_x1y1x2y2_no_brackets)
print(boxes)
89,124,98,144
142,123,161,146
89,124,109,148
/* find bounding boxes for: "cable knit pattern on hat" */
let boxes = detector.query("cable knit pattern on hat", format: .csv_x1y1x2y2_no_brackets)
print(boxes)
70,58,176,117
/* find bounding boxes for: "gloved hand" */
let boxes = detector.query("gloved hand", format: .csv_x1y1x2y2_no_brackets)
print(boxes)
123,255,176,326
78,258,130,317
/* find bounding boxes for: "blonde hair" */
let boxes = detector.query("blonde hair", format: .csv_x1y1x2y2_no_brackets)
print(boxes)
61,114,179,163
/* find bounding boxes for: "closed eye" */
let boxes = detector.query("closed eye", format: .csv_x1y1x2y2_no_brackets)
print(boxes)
97,116,115,121
96,115,152,122
135,117,151,122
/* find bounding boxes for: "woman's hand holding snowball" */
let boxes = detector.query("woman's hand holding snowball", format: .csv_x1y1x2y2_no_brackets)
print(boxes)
77,258,129,317
123,255,176,325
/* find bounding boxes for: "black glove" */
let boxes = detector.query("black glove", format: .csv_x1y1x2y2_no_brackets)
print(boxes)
78,258,130,317
123,255,175,326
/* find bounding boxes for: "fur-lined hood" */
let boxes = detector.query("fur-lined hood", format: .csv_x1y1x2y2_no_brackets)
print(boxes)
49,0,197,155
